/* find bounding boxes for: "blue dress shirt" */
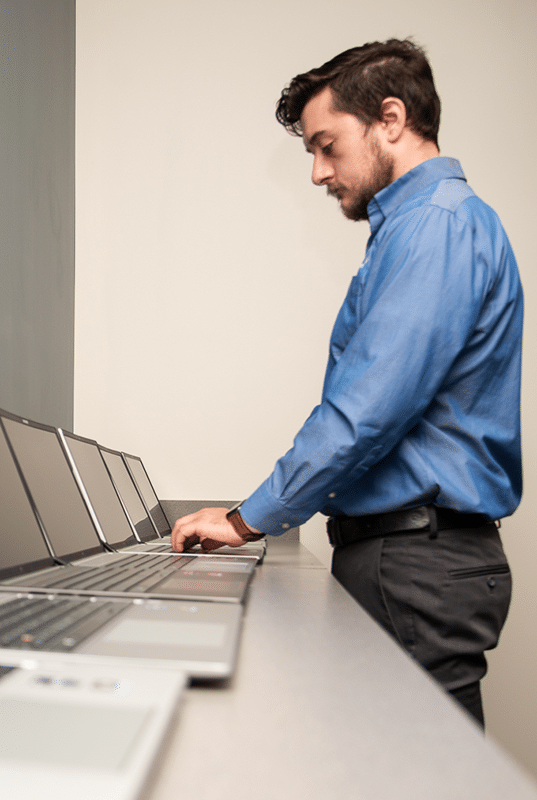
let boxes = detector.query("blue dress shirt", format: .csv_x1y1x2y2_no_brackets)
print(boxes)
240,157,523,536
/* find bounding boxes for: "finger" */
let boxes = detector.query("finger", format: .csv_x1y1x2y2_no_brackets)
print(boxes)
172,528,199,552
200,538,222,552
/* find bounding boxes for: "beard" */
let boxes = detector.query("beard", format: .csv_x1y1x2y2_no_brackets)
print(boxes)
338,138,395,222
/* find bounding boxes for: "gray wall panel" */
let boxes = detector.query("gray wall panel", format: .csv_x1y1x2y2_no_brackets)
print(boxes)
0,0,75,428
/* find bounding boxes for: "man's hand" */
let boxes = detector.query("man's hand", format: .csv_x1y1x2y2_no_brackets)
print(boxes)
171,507,260,553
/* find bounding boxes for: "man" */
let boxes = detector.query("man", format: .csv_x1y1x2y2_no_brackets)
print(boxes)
171,39,523,726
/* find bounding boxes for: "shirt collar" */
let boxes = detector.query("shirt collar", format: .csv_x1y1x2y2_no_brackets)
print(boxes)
367,157,467,237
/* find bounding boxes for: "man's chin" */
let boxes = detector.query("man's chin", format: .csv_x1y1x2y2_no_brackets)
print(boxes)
341,200,369,222
329,189,368,222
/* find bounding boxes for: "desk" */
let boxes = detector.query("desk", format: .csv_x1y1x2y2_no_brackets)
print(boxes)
147,537,537,800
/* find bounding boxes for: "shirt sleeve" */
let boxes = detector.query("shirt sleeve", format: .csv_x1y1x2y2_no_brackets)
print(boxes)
240,197,497,535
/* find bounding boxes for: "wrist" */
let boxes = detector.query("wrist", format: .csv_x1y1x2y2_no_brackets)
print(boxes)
226,504,264,541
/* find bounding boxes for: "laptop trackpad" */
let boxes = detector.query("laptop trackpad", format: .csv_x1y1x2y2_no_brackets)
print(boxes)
0,698,149,770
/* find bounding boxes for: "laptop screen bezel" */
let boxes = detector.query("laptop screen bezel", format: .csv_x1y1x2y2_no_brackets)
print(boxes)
0,411,105,564
121,452,172,537
59,430,140,551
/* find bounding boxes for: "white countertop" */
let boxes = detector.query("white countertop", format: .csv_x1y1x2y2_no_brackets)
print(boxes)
146,537,537,800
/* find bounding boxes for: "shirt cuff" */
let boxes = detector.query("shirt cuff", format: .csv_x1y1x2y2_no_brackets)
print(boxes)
239,483,307,537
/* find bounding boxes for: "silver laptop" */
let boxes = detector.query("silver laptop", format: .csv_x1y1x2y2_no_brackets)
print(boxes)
58,430,260,564
120,449,266,561
0,410,255,604
0,652,186,800
0,414,243,677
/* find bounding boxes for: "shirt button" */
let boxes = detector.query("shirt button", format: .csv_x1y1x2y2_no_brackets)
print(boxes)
282,523,290,530
328,492,336,499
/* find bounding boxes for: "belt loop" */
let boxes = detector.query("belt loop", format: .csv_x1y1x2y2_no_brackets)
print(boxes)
427,505,438,539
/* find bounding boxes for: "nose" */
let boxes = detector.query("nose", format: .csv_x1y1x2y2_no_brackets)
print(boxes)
311,155,333,186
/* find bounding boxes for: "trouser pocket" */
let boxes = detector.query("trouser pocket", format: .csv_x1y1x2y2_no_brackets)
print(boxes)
378,530,512,692
448,563,510,581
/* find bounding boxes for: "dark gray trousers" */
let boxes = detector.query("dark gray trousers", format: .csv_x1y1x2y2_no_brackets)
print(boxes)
331,523,512,727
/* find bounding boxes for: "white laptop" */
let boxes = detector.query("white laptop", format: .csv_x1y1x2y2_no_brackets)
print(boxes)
0,651,186,800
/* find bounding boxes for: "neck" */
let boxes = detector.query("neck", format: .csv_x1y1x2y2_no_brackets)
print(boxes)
391,137,440,182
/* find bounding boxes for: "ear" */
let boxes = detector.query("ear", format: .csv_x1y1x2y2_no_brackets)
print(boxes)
379,97,407,144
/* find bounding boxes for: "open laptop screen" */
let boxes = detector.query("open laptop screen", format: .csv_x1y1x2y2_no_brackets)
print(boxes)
1,415,103,562
0,415,57,577
122,453,171,536
98,447,157,543
60,432,138,550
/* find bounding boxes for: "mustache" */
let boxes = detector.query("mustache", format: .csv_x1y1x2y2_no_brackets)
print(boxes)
327,186,342,199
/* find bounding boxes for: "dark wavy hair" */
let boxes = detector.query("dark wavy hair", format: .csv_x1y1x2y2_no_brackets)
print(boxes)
276,39,441,147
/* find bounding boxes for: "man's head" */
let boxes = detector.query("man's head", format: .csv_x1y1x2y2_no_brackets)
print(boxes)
276,38,440,146
276,39,441,221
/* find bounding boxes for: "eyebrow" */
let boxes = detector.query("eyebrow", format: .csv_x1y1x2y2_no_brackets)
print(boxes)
304,130,328,154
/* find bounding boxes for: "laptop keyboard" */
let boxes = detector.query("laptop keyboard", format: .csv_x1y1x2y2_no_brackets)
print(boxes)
33,553,196,594
140,544,171,552
0,595,130,651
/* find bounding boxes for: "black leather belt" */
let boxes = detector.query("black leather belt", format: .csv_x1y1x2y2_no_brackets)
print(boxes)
326,505,491,548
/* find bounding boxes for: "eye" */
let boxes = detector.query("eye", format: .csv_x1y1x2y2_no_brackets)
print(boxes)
322,142,334,156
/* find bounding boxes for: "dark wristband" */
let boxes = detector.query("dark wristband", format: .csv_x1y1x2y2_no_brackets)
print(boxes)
226,506,265,541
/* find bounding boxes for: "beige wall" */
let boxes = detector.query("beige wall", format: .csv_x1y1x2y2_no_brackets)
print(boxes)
75,0,537,779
